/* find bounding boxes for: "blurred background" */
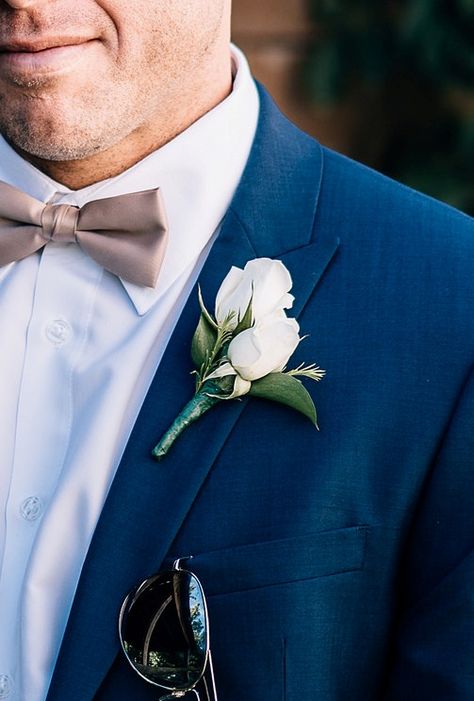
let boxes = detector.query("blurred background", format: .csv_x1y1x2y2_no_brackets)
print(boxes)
232,0,473,215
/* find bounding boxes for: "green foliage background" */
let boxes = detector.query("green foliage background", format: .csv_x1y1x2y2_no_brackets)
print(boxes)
304,0,473,214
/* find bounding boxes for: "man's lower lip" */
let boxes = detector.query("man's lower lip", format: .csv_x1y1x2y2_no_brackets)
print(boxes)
0,42,96,75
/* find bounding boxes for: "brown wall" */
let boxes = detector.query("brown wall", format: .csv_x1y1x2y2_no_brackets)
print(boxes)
232,1,474,214
231,0,361,157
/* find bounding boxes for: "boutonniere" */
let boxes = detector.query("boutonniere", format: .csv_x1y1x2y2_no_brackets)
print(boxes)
152,258,325,460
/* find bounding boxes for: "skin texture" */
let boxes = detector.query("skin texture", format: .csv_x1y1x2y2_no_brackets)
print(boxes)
0,0,232,188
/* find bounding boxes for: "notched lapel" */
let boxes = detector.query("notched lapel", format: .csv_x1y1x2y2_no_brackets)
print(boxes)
47,87,340,701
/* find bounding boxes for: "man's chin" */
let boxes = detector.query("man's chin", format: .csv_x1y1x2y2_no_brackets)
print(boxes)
0,120,105,163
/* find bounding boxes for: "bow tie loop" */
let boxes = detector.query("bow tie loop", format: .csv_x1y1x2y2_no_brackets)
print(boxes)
41,203,79,244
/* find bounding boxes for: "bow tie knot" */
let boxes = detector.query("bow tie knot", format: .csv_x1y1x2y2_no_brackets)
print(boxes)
0,181,169,287
41,203,79,244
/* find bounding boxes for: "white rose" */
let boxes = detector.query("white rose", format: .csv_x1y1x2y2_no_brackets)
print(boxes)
215,258,294,329
227,313,301,382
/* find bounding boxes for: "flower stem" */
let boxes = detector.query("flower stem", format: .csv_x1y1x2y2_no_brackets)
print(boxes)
152,388,221,460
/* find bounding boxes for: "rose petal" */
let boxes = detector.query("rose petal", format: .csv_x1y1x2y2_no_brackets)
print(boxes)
228,315,301,381
214,258,294,329
215,266,245,326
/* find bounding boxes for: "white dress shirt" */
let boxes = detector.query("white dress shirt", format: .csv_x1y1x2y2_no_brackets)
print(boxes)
0,45,259,701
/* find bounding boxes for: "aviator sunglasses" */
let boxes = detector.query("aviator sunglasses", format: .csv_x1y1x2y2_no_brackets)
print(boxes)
119,558,218,700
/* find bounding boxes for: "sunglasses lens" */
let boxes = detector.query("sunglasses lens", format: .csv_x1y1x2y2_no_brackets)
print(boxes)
120,570,208,690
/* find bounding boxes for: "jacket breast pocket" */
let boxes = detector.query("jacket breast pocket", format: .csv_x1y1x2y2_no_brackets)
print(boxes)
165,526,370,701
176,525,368,597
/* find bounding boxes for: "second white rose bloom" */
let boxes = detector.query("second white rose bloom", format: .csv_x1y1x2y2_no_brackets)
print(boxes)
228,313,301,382
215,257,294,328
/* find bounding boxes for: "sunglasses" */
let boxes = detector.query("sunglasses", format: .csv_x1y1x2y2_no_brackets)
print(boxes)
119,558,218,700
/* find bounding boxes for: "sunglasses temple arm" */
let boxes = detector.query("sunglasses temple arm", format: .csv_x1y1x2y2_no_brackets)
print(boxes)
201,650,218,701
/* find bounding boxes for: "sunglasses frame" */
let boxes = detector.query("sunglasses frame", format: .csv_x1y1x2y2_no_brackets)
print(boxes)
118,558,218,700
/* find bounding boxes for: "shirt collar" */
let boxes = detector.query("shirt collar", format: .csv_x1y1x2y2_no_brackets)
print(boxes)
0,44,259,315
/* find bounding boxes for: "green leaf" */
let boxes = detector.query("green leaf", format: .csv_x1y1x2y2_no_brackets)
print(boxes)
191,313,217,368
233,295,253,336
249,372,319,427
197,285,218,329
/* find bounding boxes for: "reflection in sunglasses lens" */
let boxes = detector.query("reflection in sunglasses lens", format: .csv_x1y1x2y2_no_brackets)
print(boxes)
120,571,208,691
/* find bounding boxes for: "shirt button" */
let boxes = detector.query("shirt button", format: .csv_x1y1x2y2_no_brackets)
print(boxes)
20,496,43,522
0,675,12,698
45,319,71,346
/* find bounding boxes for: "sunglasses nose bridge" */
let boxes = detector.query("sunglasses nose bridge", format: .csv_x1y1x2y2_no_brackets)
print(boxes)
172,556,194,571
159,690,202,700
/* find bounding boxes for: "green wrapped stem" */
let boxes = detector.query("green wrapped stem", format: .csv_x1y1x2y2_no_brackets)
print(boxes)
152,388,221,460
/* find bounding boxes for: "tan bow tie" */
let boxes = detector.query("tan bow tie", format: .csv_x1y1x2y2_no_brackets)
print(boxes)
0,181,168,288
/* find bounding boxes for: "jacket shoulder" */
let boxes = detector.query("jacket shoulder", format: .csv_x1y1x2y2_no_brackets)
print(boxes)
311,145,474,355
318,145,473,251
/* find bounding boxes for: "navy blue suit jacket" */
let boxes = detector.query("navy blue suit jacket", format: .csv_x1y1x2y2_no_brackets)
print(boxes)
47,86,474,700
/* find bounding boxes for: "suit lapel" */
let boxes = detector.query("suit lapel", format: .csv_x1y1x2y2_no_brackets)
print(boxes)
47,86,339,701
